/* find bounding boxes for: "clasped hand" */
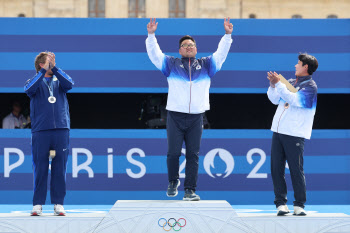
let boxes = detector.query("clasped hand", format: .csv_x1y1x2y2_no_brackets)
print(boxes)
267,71,280,88
43,52,56,70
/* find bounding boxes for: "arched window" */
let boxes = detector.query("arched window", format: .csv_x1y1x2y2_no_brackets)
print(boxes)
18,13,26,17
88,0,105,18
249,14,256,18
327,14,338,18
169,0,186,18
129,0,146,18
291,14,302,19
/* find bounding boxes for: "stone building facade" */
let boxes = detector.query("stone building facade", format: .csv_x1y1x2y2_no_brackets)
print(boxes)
0,0,349,18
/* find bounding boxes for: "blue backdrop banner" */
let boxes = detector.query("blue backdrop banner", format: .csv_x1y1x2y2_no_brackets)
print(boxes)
0,18,349,93
0,129,349,205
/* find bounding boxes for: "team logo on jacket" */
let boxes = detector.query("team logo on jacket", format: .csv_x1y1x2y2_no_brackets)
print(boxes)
204,148,234,178
196,65,202,70
180,64,184,68
53,77,58,81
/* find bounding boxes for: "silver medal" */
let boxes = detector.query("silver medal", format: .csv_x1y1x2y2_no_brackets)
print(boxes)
48,96,56,104
44,78,56,104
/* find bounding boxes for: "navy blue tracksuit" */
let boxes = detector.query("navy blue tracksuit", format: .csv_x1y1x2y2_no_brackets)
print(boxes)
25,66,74,205
32,129,69,204
167,111,203,191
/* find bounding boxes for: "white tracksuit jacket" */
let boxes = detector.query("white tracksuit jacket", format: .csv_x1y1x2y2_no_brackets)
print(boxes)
146,34,232,114
267,75,317,139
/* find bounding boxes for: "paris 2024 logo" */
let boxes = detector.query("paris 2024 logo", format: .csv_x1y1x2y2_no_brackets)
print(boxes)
203,148,234,178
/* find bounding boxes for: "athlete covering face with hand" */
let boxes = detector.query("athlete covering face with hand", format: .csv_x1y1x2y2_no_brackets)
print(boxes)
25,51,74,216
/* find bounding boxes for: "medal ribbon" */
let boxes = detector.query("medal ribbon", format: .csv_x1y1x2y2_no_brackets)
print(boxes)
43,78,54,97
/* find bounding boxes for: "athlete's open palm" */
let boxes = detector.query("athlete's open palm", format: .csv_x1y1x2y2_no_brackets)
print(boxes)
147,18,158,34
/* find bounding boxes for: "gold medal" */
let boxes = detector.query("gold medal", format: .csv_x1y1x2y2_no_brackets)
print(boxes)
284,103,289,109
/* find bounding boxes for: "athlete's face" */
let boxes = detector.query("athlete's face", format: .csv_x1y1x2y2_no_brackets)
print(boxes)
179,39,197,58
295,60,309,77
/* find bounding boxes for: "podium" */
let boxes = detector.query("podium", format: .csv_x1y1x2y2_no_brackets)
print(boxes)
0,201,349,233
93,200,250,233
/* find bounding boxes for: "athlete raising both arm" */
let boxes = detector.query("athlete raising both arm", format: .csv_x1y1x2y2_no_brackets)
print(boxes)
146,18,233,201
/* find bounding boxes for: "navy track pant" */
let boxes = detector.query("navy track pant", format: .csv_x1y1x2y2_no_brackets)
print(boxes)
271,132,306,208
166,111,203,191
31,129,69,205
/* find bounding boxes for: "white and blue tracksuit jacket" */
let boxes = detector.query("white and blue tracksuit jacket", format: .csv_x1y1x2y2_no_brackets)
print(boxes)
146,34,232,114
24,67,74,132
267,75,317,139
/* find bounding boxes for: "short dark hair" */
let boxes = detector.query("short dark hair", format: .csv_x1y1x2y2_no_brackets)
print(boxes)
179,35,196,48
298,53,318,75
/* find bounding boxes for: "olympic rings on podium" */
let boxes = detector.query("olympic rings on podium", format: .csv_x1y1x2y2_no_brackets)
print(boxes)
158,218,187,231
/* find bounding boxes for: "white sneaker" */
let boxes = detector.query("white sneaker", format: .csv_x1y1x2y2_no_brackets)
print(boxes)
293,206,307,216
54,204,66,216
277,205,290,216
31,205,42,216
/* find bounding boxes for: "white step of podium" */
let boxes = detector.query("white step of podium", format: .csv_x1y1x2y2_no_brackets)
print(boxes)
0,213,106,233
0,202,349,233
93,200,251,233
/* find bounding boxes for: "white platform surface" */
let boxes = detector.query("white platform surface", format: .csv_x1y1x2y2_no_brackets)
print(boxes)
0,201,350,233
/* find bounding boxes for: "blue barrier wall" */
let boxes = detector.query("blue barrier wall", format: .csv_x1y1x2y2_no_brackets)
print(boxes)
0,18,349,93
0,129,349,205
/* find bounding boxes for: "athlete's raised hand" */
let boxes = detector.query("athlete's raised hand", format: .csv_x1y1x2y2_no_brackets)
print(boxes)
224,17,233,34
147,18,158,34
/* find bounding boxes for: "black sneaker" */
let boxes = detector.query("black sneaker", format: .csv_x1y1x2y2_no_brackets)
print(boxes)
167,179,180,197
183,189,200,201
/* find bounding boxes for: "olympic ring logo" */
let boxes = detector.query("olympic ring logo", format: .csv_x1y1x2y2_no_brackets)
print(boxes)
158,218,186,231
